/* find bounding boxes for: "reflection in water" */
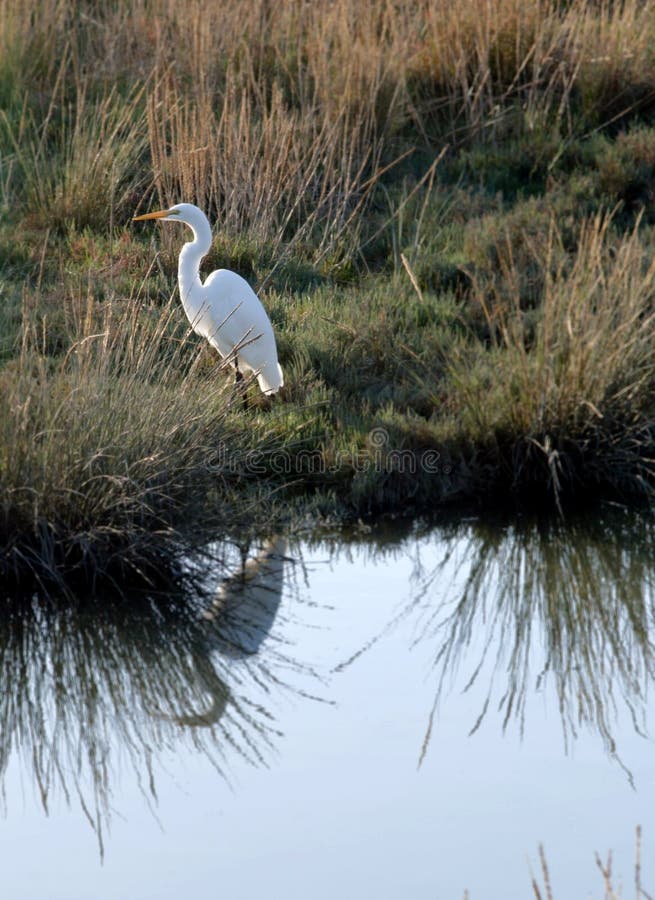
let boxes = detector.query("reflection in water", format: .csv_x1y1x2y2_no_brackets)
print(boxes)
170,538,289,726
2,509,655,861
404,510,655,768
326,510,655,771
203,537,288,655
0,539,312,855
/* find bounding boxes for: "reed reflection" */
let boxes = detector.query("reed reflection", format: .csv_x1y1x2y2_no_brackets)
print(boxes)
406,510,655,767
324,510,655,769
0,538,311,854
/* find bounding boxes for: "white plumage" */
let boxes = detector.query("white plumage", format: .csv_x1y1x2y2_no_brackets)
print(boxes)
134,202,284,395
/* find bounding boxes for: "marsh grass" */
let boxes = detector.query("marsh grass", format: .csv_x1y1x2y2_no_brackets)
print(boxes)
442,214,655,504
5,0,655,580
0,289,288,588
146,68,388,267
1,70,148,231
7,0,655,253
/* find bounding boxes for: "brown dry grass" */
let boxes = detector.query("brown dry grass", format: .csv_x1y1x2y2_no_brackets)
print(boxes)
4,0,655,246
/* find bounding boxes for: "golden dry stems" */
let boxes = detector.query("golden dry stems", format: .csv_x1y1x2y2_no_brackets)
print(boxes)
529,827,653,900
4,0,655,246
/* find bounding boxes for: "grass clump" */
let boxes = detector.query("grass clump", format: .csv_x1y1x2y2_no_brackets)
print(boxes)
445,214,655,504
2,75,148,231
0,292,287,589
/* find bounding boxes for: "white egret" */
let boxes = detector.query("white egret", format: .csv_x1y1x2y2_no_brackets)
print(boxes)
133,203,284,395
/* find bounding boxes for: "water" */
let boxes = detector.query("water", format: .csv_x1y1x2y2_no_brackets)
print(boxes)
1,509,655,898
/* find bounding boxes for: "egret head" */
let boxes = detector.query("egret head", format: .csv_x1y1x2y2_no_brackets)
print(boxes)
133,203,212,247
133,202,206,225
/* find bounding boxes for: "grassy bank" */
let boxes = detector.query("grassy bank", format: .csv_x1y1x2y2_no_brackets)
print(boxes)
3,0,655,582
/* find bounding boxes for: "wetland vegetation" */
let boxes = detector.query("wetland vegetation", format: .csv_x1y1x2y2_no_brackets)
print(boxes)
4,0,655,580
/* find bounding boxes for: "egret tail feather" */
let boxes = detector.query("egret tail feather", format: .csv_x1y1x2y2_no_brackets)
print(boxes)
257,362,284,395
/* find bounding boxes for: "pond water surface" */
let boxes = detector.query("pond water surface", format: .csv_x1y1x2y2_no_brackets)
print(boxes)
1,508,655,898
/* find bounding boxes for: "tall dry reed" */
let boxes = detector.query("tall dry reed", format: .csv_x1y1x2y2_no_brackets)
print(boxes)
5,0,655,251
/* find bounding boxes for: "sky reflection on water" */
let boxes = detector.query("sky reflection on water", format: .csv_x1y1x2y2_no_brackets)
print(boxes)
1,508,654,898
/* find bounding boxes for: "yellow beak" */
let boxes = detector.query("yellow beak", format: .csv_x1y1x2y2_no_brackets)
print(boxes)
133,208,175,221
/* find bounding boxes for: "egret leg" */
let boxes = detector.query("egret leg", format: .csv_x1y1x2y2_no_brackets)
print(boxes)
233,357,248,411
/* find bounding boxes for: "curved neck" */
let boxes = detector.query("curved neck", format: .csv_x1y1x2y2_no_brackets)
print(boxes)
178,216,213,306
